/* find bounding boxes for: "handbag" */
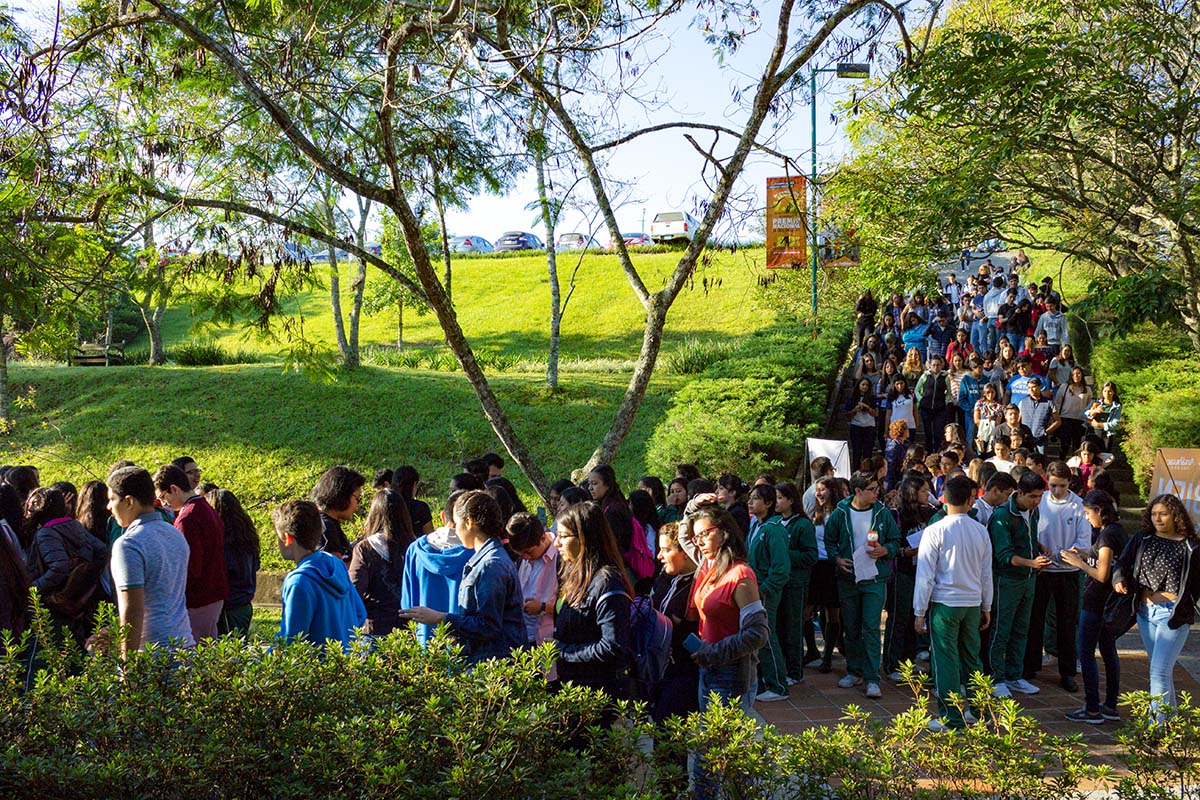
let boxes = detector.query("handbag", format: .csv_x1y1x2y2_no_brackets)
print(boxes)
1102,590,1136,639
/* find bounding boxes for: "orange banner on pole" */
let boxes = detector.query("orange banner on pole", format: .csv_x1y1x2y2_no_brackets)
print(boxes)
1152,448,1200,526
766,176,807,268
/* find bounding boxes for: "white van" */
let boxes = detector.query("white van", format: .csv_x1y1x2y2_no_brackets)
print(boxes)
650,210,701,242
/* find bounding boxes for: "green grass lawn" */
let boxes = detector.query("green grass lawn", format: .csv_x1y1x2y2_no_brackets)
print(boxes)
160,247,772,360
6,361,687,569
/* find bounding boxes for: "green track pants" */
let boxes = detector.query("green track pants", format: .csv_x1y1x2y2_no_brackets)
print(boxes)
929,603,984,728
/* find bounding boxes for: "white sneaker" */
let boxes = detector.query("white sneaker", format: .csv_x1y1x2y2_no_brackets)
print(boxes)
755,690,788,703
865,682,882,699
993,682,1013,698
837,674,864,689
917,650,931,662
887,671,904,682
927,718,949,733
1008,678,1040,695
786,677,799,687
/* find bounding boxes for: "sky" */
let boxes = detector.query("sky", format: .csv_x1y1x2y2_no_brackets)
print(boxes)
13,0,867,243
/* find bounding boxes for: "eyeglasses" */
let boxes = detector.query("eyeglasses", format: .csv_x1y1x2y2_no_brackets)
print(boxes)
863,485,880,493
693,525,723,539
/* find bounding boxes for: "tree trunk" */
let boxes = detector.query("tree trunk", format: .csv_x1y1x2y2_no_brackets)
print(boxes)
0,306,9,426
581,298,668,474
534,136,561,390
346,256,365,368
139,217,169,365
138,299,167,365
326,203,351,364
432,181,452,304
388,190,550,500
396,302,403,348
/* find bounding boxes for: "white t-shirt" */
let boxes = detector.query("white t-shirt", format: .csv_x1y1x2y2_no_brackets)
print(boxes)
850,507,873,551
815,523,827,560
987,456,1015,475
890,395,916,429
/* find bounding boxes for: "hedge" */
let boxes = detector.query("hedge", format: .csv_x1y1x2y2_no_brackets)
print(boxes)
646,314,853,480
1087,324,1200,493
4,605,1200,799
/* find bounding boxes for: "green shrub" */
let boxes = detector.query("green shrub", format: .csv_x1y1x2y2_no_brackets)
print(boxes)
661,337,738,375
1087,325,1200,494
171,340,261,366
647,314,853,479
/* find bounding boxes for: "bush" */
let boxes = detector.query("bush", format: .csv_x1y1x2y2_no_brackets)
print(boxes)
171,340,261,366
661,337,738,375
647,314,853,479
1087,325,1200,493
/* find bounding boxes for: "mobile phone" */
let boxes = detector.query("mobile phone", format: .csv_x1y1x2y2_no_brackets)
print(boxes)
683,633,703,654
536,506,547,525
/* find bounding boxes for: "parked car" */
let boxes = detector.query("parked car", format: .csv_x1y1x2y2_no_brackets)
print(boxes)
649,210,700,242
311,247,352,262
975,238,1005,255
611,232,653,248
556,232,600,250
449,235,494,254
495,231,544,251
279,242,314,261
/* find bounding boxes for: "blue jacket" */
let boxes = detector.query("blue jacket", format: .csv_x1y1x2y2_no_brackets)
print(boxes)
444,537,528,664
278,550,367,651
401,532,474,645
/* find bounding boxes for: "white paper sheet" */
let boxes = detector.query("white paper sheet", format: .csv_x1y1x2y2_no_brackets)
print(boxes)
852,545,879,582
907,529,924,550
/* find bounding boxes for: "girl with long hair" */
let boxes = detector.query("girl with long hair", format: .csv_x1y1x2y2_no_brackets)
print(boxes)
588,465,655,587
973,382,1004,456
806,476,846,673
886,376,916,438
392,465,435,534
683,500,768,798
348,488,415,636
846,378,879,472
1086,381,1123,450
75,481,110,541
662,478,688,524
1060,490,1126,724
774,482,818,684
1055,366,1093,456
553,501,635,702
901,347,925,386
206,488,264,637
1112,494,1200,713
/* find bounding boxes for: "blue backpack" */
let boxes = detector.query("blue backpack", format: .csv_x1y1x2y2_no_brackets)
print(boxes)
598,591,674,700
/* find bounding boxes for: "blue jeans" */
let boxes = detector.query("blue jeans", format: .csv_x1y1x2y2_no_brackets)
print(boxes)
970,322,988,356
983,319,999,353
692,661,757,799
1137,600,1190,709
1003,332,1023,350
1077,607,1120,712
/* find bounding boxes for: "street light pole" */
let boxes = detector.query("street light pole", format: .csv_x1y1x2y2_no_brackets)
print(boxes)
809,62,870,320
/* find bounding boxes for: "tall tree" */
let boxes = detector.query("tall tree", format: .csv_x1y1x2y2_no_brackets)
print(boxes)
41,0,933,496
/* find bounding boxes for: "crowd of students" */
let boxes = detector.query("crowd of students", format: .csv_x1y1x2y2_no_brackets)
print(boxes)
0,262,1193,765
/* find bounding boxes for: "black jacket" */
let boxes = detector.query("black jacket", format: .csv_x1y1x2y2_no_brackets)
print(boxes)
650,571,699,673
348,534,408,635
554,567,633,698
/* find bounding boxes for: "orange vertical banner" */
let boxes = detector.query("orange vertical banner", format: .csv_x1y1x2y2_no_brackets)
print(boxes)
766,175,807,268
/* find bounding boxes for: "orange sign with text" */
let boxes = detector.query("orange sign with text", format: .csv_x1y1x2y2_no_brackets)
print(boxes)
766,175,807,268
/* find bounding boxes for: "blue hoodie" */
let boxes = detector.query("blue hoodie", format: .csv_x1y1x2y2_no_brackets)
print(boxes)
401,532,474,645
278,550,367,651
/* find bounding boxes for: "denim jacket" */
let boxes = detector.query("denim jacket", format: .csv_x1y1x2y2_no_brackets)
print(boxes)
444,537,528,665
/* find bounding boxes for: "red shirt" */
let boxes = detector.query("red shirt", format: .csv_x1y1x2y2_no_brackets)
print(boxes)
174,495,230,608
689,561,757,644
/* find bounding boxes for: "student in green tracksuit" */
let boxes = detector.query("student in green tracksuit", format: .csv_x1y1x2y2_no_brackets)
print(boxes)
775,482,818,683
987,471,1049,698
746,483,792,702
824,471,903,699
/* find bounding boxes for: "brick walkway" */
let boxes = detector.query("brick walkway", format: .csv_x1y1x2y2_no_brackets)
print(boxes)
754,627,1200,775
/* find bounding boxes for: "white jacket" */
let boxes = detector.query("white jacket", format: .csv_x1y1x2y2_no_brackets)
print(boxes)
914,513,994,616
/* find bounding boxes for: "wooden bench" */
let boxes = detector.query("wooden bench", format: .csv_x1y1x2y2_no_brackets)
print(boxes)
70,342,126,367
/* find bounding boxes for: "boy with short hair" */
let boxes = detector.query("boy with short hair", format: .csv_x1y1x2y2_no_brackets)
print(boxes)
507,512,558,651
914,476,993,730
275,499,366,651
987,472,1049,697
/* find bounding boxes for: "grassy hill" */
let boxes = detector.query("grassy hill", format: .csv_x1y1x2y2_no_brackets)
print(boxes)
158,247,771,360
6,246,790,570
